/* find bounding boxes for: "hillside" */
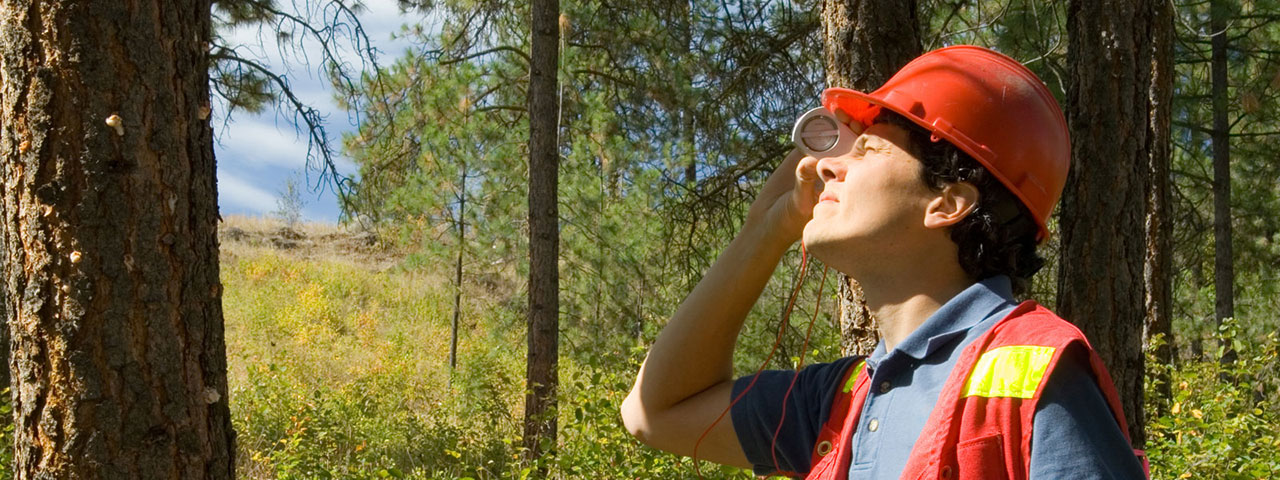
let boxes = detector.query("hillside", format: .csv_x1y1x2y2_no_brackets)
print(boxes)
214,215,746,479
218,215,395,269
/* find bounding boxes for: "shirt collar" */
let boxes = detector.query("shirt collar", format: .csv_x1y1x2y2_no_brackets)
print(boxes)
869,275,1017,362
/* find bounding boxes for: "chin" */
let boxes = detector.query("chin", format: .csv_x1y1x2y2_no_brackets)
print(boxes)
803,239,862,277
801,229,842,258
802,227,873,274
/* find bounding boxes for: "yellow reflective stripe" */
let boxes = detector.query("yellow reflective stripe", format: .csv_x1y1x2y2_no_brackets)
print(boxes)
962,345,1056,398
843,360,866,393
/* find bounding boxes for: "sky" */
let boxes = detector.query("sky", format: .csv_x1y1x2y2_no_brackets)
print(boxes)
214,0,419,223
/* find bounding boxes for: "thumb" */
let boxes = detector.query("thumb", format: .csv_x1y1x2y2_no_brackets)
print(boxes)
794,155,822,207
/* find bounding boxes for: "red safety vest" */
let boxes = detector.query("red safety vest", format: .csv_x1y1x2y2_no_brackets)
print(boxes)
799,301,1148,480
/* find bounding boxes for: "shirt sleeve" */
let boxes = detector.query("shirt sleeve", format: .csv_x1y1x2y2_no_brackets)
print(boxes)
1030,345,1147,479
729,356,858,477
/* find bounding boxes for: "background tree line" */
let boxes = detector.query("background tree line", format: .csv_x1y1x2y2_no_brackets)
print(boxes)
0,0,1278,478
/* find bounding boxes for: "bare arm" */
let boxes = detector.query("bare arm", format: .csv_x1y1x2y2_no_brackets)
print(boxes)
621,149,821,467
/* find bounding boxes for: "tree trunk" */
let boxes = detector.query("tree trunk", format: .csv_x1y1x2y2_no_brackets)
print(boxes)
524,0,561,462
820,0,921,356
677,0,698,188
0,1,234,478
1143,0,1175,416
1060,0,1152,447
1209,0,1235,365
450,167,466,373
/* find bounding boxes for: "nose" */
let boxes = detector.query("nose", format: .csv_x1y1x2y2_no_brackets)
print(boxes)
816,155,845,183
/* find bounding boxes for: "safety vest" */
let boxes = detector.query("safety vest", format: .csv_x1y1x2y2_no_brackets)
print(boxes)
800,301,1149,480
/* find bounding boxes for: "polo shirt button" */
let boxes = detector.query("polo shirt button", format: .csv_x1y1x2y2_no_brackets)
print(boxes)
868,419,879,432
879,381,891,393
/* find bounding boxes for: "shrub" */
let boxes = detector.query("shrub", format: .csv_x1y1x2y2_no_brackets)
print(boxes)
1145,319,1280,480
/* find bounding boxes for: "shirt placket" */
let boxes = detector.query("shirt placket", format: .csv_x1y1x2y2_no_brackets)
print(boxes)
850,363,895,475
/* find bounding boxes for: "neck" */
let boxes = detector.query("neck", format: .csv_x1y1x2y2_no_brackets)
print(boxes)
857,255,974,351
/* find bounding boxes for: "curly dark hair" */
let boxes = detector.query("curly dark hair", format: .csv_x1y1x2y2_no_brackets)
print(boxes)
873,110,1044,295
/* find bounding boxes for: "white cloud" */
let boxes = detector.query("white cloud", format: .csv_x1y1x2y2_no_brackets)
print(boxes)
220,117,313,169
218,170,278,214
360,0,419,49
214,0,423,223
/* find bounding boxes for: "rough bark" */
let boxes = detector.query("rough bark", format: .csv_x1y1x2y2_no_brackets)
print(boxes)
820,0,921,356
1144,0,1175,416
0,0,234,478
1209,0,1235,364
1060,0,1152,447
524,0,561,461
821,0,922,95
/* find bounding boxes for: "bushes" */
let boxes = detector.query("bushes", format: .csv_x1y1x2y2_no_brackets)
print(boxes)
222,249,753,479
1145,320,1280,480
553,359,753,479
0,388,10,478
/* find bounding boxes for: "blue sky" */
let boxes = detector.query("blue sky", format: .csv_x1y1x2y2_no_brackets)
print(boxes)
214,0,418,223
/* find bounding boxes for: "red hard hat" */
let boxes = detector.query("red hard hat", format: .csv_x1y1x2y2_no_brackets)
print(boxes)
822,45,1070,241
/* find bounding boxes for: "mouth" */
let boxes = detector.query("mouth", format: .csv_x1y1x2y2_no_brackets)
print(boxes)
818,192,838,204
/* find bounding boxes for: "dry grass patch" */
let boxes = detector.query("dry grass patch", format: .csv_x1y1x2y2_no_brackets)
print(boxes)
219,214,399,270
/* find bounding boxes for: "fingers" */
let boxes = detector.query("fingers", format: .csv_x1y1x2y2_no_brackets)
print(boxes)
794,154,820,189
834,109,851,124
793,154,822,209
833,109,866,136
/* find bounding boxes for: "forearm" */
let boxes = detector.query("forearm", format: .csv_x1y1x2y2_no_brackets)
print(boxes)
621,149,811,462
627,223,791,415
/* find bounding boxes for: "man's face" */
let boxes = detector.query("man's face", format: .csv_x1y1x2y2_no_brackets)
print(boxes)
801,121,939,271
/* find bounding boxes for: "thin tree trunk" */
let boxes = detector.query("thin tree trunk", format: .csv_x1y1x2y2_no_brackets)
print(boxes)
678,0,697,187
1210,0,1236,365
450,167,466,373
524,0,561,462
1144,0,1175,416
1060,0,1152,447
821,0,921,356
0,0,234,477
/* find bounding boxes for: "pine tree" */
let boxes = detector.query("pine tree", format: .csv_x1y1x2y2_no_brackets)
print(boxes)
1059,0,1157,446
525,0,562,462
0,1,235,476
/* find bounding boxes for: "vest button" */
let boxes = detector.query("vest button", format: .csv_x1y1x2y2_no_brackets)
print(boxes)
867,419,879,432
940,465,953,479
816,440,833,456
879,381,891,393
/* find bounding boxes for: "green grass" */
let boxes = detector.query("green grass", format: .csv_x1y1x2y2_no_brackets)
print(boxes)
221,247,744,479
224,250,498,478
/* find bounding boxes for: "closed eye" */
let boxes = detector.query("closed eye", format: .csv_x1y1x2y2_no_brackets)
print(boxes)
852,135,869,157
865,136,897,154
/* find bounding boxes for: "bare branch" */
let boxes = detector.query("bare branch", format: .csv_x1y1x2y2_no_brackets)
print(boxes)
438,45,532,66
211,48,357,213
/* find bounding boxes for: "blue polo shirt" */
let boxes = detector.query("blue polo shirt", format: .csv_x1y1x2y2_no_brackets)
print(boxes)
730,276,1145,479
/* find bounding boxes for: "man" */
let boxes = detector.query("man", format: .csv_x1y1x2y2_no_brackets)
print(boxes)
620,46,1147,479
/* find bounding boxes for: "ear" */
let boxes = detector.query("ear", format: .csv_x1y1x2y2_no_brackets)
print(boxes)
923,182,979,230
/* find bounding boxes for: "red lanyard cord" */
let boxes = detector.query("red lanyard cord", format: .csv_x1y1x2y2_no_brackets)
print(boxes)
692,243,830,477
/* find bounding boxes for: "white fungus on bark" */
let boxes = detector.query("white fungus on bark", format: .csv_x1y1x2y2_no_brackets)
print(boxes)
105,114,124,136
